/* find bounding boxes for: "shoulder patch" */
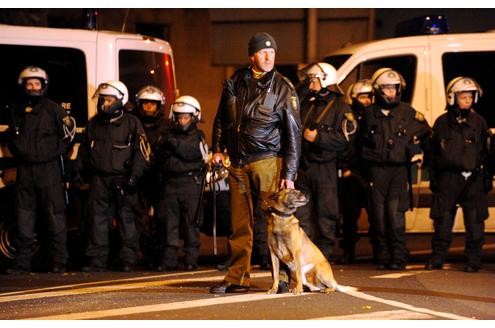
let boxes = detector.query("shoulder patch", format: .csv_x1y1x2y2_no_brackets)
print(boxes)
344,112,356,122
415,111,425,122
291,96,298,111
139,134,151,163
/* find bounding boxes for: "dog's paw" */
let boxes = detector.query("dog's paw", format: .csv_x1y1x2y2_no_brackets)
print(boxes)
323,287,336,293
290,287,303,295
267,287,278,294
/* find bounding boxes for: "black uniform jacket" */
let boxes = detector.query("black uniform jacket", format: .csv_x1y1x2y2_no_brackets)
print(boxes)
141,116,166,166
339,105,366,172
300,92,355,164
8,97,72,163
428,109,491,220
360,102,432,165
76,112,148,178
429,110,489,172
212,67,301,181
155,122,205,176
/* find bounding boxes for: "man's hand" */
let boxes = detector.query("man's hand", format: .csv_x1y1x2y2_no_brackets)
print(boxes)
342,169,352,178
279,179,294,189
212,152,225,165
303,128,317,143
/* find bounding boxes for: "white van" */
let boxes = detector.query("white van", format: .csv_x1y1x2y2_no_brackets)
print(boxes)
323,32,495,233
0,24,177,263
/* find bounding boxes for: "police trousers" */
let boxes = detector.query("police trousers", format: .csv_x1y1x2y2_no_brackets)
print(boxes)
224,156,287,287
295,161,339,260
15,161,67,269
86,175,139,267
340,170,369,252
430,171,487,267
158,175,203,268
368,165,410,266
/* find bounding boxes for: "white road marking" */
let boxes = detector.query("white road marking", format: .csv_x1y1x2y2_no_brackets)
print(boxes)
370,271,430,279
0,271,271,304
343,288,473,320
25,292,299,320
0,269,220,297
314,309,434,320
18,270,473,320
0,270,238,303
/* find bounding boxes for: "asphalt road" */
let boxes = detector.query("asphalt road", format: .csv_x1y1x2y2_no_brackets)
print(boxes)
0,235,494,320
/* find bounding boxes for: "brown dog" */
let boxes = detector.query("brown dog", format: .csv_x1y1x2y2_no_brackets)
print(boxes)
265,188,352,295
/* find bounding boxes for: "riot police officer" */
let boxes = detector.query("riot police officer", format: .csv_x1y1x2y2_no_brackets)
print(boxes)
425,77,492,273
361,68,432,270
295,62,357,260
156,95,208,272
75,80,149,272
6,66,76,274
338,79,374,264
134,85,166,268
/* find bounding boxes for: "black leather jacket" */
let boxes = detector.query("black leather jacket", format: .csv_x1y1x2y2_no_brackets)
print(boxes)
212,67,301,181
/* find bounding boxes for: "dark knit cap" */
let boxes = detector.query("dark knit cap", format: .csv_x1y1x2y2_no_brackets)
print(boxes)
248,32,278,56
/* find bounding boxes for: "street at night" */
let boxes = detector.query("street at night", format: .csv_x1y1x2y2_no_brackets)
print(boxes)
1,235,494,320
2,6,495,322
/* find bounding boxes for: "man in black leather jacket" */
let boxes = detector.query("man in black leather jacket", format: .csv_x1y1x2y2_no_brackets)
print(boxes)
210,32,301,294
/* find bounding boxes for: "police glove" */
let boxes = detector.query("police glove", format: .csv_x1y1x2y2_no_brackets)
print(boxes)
125,175,138,194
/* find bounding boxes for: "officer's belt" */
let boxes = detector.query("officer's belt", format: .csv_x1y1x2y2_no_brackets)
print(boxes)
442,168,473,174
233,151,278,167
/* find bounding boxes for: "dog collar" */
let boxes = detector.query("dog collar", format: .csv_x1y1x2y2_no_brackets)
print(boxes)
268,206,294,218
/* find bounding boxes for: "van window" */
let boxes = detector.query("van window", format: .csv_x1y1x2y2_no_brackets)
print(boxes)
119,50,175,115
0,44,87,125
442,51,495,127
339,55,417,104
323,54,351,70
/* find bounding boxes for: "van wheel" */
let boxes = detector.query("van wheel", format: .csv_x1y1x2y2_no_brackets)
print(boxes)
0,220,16,271
0,221,16,260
